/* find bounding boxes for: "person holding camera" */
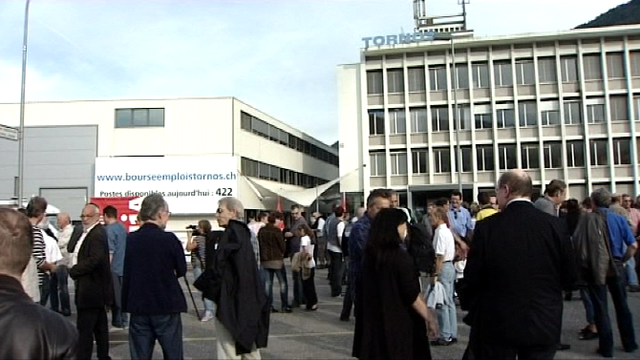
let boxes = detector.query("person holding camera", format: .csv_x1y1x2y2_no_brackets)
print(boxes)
186,220,215,322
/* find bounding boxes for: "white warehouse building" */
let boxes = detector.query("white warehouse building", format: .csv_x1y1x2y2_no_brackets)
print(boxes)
339,24,640,213
0,97,339,227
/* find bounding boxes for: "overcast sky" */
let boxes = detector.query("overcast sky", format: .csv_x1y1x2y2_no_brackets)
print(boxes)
0,0,628,144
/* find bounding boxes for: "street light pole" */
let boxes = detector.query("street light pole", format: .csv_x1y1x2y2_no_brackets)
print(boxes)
18,0,31,205
451,37,462,194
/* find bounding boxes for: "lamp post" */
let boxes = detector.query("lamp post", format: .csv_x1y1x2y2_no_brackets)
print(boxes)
18,0,31,204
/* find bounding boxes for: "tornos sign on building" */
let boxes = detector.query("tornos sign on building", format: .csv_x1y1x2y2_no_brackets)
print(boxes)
362,31,436,49
94,156,238,214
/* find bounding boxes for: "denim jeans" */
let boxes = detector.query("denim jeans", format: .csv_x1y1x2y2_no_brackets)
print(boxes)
626,257,639,287
111,272,129,328
587,272,638,356
263,265,289,309
292,270,305,306
49,265,71,313
580,288,595,324
193,265,215,313
328,251,344,297
437,262,458,340
340,259,354,320
39,273,50,307
129,313,183,360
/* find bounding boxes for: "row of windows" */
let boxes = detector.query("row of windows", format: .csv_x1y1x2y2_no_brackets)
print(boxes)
367,52,640,94
240,111,338,166
240,157,329,188
369,139,632,175
369,96,634,135
115,108,165,128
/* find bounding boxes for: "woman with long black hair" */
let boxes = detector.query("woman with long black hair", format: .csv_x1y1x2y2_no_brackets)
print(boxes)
353,208,436,360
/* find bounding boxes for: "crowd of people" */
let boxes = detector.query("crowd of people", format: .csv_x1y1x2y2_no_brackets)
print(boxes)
1,170,639,359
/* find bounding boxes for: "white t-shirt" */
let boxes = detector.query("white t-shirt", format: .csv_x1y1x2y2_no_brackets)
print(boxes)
327,221,345,253
433,223,455,262
43,230,63,264
300,235,316,268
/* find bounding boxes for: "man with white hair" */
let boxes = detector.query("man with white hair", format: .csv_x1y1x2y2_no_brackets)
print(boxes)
209,197,269,359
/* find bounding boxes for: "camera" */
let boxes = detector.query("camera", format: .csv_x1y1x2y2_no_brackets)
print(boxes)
186,224,197,230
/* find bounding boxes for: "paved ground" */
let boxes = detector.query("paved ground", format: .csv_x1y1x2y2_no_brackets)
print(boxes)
63,266,640,359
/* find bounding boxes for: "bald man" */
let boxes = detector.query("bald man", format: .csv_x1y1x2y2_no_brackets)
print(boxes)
69,204,113,360
461,170,575,360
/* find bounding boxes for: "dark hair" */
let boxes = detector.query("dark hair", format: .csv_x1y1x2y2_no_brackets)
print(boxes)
564,199,581,214
366,208,407,271
451,190,463,199
544,179,567,197
0,208,34,276
198,219,212,233
267,211,283,224
581,197,592,210
366,188,393,208
477,191,495,206
435,197,449,207
257,211,269,221
297,223,316,245
26,196,47,218
291,205,302,211
103,205,118,219
333,207,345,217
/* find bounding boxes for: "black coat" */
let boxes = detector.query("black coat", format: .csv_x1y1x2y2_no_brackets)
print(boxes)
212,219,269,355
69,223,114,309
461,201,576,349
353,248,431,360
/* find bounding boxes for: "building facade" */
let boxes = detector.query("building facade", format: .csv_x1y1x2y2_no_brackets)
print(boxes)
339,24,640,213
0,97,338,226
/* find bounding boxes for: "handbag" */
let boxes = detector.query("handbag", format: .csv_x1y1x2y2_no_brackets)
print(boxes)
193,266,223,303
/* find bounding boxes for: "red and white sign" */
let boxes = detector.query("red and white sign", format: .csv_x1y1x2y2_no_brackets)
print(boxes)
90,196,142,232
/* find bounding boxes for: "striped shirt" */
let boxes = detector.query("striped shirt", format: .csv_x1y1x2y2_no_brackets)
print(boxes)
31,226,46,286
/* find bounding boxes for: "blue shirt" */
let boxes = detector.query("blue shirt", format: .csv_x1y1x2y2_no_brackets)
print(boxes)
447,207,474,238
599,207,636,259
348,213,372,283
107,221,128,276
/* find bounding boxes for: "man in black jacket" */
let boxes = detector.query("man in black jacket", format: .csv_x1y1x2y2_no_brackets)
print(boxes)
213,197,269,359
122,193,187,359
0,208,78,360
69,203,113,360
461,170,576,360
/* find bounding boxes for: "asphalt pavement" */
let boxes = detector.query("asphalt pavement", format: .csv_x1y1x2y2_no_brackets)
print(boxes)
63,266,640,359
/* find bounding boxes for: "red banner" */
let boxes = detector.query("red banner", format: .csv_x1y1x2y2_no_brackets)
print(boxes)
90,196,142,232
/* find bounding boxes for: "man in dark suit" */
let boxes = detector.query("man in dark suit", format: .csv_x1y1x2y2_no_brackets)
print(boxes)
461,170,575,360
69,203,113,360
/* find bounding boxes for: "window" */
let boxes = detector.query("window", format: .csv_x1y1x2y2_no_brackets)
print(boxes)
433,148,451,173
476,145,494,171
115,108,165,128
455,146,472,172
412,149,429,174
496,108,515,128
518,101,538,127
538,57,557,83
613,138,631,165
560,56,578,82
635,95,640,120
543,142,563,169
429,66,447,91
606,53,625,79
521,144,540,169
475,113,492,130
472,62,490,88
494,61,513,86
388,109,406,134
451,64,469,89
453,105,471,130
410,108,428,133
516,59,535,85
564,101,582,125
583,54,603,80
631,51,640,77
367,70,383,94
370,152,386,176
610,96,628,121
586,103,605,124
408,67,426,92
541,110,560,126
567,141,585,167
590,139,609,166
241,157,329,187
369,110,385,135
241,111,251,130
390,152,408,175
387,69,404,93
498,144,517,170
431,106,449,132
251,117,269,138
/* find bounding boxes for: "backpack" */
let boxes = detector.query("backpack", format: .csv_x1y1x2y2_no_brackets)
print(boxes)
407,223,436,274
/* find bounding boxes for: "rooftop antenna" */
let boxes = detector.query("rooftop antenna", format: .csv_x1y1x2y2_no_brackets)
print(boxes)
413,0,470,34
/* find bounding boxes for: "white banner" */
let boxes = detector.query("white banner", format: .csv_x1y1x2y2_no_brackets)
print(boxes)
94,156,238,214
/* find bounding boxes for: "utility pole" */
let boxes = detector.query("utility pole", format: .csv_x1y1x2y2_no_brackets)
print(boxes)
18,0,31,205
